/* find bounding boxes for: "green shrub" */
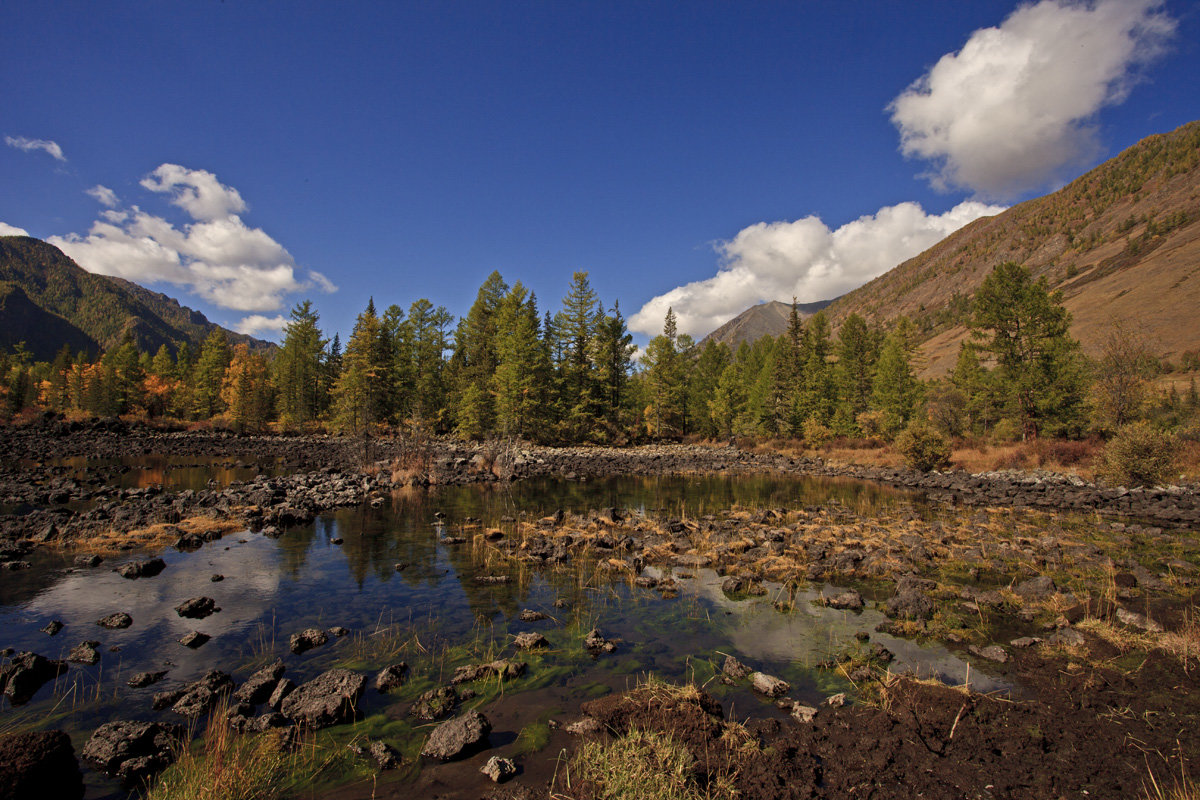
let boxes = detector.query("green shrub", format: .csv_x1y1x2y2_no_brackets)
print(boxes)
895,422,951,472
1096,422,1180,487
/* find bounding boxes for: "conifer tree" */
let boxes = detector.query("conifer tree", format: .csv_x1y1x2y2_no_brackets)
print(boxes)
333,299,390,433
642,308,688,437
553,272,602,438
970,262,1087,438
193,329,232,419
397,299,452,431
872,331,921,435
450,272,508,437
275,300,327,426
492,283,550,438
593,301,636,432
835,313,879,422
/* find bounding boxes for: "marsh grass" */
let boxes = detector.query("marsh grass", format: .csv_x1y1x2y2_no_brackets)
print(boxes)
146,706,354,800
1144,762,1199,800
70,515,245,556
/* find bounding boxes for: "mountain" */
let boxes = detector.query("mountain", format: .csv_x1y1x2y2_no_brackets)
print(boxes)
0,235,273,361
701,298,834,351
820,119,1200,376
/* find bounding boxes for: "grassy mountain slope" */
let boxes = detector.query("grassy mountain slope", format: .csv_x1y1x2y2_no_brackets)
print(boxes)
824,119,1200,375
701,298,834,351
0,235,272,361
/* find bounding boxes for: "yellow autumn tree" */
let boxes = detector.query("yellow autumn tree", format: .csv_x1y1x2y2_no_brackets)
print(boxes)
220,344,274,432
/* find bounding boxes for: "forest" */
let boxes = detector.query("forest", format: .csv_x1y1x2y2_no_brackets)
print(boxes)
1,264,1196,483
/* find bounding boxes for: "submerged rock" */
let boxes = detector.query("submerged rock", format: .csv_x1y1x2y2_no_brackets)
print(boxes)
374,663,408,693
82,720,184,784
178,631,210,649
127,670,168,688
825,589,865,611
40,620,63,636
421,710,492,760
0,730,84,800
750,671,790,698
97,612,133,629
722,655,752,679
289,627,328,654
584,628,617,654
279,669,366,729
411,686,458,721
451,660,526,684
513,632,549,650
116,558,165,579
67,641,100,665
518,609,549,622
0,652,69,705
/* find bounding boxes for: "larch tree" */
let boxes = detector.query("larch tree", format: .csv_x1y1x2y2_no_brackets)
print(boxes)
275,300,327,426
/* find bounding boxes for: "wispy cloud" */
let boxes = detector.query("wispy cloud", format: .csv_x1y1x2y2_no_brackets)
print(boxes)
48,164,335,313
5,135,66,162
86,185,119,207
630,201,1004,339
890,0,1175,199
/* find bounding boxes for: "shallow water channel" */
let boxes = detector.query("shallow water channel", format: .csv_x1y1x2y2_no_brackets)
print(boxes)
1,472,1004,798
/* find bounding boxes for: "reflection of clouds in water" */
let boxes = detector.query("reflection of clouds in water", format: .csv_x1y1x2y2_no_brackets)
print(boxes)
20,537,283,684
657,568,1008,693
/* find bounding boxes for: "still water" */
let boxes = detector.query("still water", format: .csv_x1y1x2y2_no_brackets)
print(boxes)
0,473,1001,798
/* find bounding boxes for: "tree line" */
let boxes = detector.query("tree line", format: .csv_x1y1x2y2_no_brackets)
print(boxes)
1,263,1195,447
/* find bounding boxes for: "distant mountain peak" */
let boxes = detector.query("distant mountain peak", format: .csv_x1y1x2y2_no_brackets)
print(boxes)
700,298,834,350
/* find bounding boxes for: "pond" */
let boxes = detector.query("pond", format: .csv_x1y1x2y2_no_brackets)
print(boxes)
0,472,1004,799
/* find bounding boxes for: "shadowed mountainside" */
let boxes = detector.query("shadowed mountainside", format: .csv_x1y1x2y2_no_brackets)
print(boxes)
0,235,272,360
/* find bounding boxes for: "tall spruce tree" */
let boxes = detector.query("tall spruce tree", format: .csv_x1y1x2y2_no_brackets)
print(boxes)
333,299,390,433
642,308,688,437
492,283,549,438
553,272,602,438
192,329,231,419
275,300,327,426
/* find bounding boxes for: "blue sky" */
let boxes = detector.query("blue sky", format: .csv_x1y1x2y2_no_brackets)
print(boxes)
2,1,1197,348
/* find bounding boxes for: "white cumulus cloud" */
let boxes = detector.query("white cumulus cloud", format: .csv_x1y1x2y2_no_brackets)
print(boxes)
48,163,334,313
0,222,30,236
889,0,1175,198
234,314,288,337
5,135,65,162
86,185,119,207
630,200,1005,339
140,164,247,221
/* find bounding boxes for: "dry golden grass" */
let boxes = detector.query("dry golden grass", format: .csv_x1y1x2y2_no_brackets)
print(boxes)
70,515,245,556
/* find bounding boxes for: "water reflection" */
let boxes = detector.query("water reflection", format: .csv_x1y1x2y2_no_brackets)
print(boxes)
1,471,995,798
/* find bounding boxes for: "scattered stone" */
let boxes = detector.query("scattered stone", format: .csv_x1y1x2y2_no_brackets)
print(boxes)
722,655,752,679
279,669,366,729
328,626,350,637
116,558,165,579
97,612,133,629
210,574,224,582
246,713,292,733
750,672,790,698
0,729,84,800
720,576,746,595
885,577,936,620
152,689,186,711
330,536,344,545
40,620,63,636
481,755,518,783
518,609,549,622
233,659,286,705
969,644,1009,663
791,704,819,723
1014,575,1057,600
565,716,604,736
268,678,295,710
825,589,865,611
82,720,184,784
1048,628,1086,647
475,575,510,584
634,576,659,588
411,686,458,720
179,631,209,649
374,663,408,693
0,652,69,705
825,693,847,707
584,628,617,654
127,670,168,688
350,739,400,770
1114,607,1162,632
67,641,101,665
513,632,549,650
74,554,102,568
452,660,526,684
1010,637,1043,648
421,710,492,760
174,597,218,619
289,627,328,655
171,670,234,717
